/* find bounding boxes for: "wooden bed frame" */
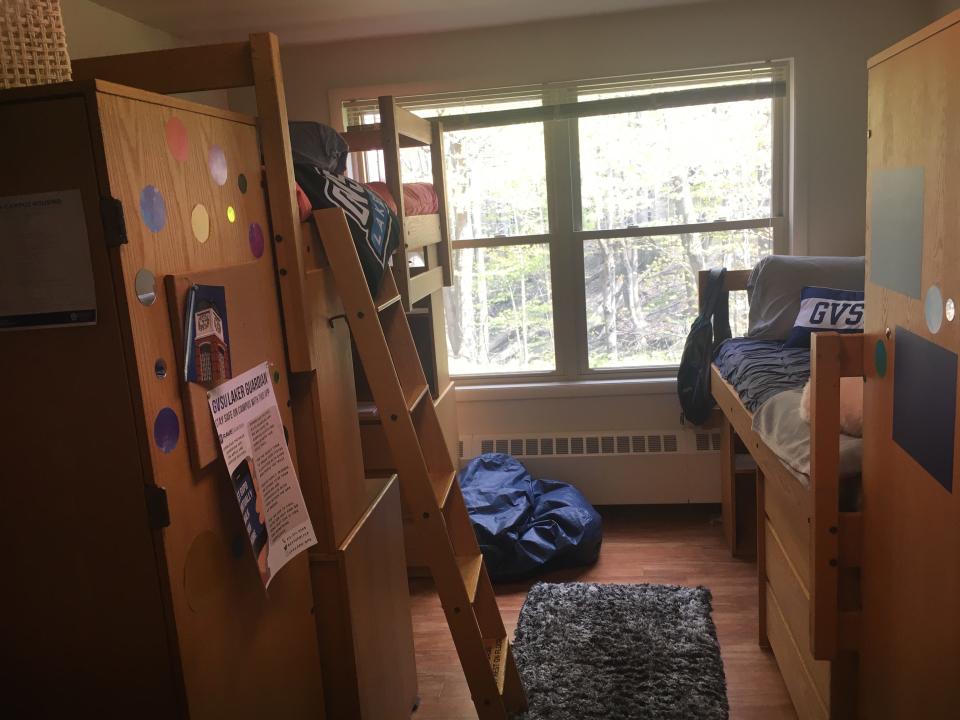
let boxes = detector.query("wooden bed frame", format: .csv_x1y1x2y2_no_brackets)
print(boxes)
702,269,864,720
341,96,453,310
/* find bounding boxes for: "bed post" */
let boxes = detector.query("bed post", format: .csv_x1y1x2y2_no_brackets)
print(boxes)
249,33,315,372
809,332,863,660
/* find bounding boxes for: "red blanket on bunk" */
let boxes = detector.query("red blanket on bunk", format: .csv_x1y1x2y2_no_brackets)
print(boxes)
294,180,438,222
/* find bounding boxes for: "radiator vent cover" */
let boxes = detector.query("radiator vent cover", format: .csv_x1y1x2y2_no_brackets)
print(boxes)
462,429,720,459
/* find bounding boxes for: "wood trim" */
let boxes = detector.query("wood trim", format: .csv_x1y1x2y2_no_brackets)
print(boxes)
342,126,425,152
431,119,454,287
756,468,769,649
71,41,254,93
378,96,412,309
92,79,255,124
697,268,751,305
391,101,432,145
868,9,960,68
250,33,314,372
409,267,444,305
576,217,775,241
404,214,442,250
438,81,787,131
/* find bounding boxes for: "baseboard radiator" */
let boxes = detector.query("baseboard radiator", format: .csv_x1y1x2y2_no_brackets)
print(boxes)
458,429,723,505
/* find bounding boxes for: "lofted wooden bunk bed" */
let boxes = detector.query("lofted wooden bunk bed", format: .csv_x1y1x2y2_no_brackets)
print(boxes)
702,270,863,720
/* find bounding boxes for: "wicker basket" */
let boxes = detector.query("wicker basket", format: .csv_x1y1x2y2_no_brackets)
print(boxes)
0,0,71,89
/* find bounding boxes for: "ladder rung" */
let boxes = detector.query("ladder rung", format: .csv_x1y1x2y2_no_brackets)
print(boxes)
376,292,402,313
355,384,426,424
432,470,456,507
456,553,483,603
406,383,430,413
485,637,509,694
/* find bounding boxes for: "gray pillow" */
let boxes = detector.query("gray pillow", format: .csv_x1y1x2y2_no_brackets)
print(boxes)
747,255,865,341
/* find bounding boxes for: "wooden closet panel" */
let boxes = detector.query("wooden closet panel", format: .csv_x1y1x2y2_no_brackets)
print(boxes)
0,94,180,717
94,88,323,718
862,17,960,719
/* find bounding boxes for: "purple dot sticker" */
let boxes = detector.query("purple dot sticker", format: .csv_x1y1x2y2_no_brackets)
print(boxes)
249,222,265,259
208,144,228,186
139,185,166,232
153,407,180,454
165,116,189,162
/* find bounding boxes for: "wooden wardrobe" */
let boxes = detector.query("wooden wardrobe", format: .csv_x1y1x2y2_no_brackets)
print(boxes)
860,12,960,718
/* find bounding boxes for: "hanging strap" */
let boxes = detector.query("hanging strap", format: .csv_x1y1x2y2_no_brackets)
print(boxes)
699,268,731,347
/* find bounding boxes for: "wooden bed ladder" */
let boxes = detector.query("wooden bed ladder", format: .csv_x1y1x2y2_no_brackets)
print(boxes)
311,208,527,719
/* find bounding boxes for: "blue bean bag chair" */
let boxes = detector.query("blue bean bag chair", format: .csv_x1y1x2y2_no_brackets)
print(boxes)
458,453,602,581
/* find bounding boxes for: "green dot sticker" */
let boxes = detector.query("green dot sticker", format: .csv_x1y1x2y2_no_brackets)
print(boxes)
238,173,248,194
875,338,888,378
272,370,280,384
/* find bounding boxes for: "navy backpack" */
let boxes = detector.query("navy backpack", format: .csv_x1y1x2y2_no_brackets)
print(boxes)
677,268,731,425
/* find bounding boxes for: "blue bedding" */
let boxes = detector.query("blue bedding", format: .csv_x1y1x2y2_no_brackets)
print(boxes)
713,338,810,412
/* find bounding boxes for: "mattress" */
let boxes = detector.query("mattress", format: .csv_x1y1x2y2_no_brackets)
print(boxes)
751,389,863,509
295,180,438,223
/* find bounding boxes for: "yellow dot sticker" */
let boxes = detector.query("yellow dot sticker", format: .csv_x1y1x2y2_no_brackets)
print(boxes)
226,205,236,223
191,204,210,243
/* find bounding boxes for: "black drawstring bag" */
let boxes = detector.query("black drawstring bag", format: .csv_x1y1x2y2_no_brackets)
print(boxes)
677,268,731,425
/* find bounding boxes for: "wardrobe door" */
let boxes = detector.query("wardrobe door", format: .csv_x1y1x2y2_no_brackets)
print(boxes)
0,93,181,717
862,19,960,718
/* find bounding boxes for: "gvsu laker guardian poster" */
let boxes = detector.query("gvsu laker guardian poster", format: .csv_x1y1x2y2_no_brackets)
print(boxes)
207,362,316,587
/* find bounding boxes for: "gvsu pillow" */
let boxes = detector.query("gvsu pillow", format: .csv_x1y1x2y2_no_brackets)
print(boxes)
784,286,864,348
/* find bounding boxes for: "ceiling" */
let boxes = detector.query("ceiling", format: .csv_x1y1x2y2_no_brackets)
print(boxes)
91,0,714,45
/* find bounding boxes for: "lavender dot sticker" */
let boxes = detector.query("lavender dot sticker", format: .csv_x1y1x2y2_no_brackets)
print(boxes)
249,222,265,258
139,185,166,232
208,145,228,186
153,407,180,453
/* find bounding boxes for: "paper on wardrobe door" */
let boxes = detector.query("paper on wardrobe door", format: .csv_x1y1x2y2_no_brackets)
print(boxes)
207,361,317,588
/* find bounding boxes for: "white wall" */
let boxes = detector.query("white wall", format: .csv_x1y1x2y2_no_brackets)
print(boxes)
60,0,229,108
936,1,960,17
61,0,181,58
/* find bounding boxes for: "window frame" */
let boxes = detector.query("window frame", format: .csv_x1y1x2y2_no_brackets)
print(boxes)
333,60,792,384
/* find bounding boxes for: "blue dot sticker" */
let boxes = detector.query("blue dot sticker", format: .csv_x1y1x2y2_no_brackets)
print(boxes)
153,407,180,453
875,338,888,378
139,185,166,232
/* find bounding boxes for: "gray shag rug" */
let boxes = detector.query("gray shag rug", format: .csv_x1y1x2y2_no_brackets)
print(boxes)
512,582,728,719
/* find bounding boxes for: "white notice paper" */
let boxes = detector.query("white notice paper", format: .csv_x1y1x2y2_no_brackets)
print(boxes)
0,190,96,329
207,362,317,587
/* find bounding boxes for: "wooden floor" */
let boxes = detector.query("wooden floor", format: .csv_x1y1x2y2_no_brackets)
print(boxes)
408,504,796,719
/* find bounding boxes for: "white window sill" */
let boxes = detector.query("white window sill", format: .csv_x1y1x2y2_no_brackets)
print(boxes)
454,377,677,403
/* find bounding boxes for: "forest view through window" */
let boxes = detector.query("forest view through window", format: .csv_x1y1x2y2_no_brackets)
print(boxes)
345,64,786,379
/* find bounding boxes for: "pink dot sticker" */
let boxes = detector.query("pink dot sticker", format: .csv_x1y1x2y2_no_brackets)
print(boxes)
249,222,265,259
208,145,228,186
165,116,188,162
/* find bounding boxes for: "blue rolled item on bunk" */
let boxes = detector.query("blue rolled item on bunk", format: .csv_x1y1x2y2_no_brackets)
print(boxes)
458,453,602,581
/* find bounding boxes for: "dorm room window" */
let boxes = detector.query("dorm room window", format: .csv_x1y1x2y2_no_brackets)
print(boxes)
342,63,788,381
